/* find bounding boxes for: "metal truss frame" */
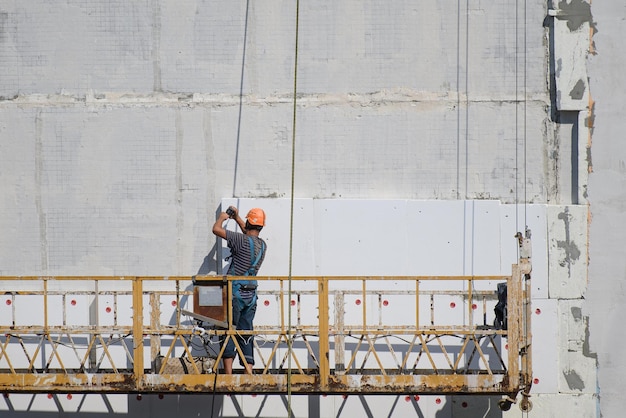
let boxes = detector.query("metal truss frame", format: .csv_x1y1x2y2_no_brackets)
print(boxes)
0,265,531,405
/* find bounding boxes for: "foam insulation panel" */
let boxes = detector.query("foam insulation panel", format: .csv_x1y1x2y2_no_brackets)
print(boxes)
220,198,545,278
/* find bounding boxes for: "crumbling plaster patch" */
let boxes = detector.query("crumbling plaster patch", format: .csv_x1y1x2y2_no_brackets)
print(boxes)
557,300,597,395
548,205,587,298
556,0,594,33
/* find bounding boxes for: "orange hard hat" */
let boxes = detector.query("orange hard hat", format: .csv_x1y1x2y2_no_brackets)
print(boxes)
246,208,266,226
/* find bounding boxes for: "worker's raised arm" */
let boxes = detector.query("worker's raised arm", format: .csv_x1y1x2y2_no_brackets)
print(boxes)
212,211,230,240
233,214,248,234
225,205,249,234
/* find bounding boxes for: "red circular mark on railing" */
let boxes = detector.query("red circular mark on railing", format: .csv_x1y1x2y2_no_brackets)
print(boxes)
533,377,540,385
414,395,420,401
505,343,509,350
462,401,468,408
70,299,77,306
3,393,8,398
136,394,142,401
449,302,456,308
404,395,411,402
5,299,11,306
342,394,348,399
535,308,542,315
47,394,53,399
171,300,177,307
264,300,270,306
382,300,389,307
291,300,296,306
321,394,327,398
251,394,257,397
355,299,361,305
105,307,112,313
66,394,73,400
471,303,477,310
435,397,442,404
158,394,164,399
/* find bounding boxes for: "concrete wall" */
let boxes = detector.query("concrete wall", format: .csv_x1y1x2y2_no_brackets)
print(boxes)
0,0,620,417
586,2,626,418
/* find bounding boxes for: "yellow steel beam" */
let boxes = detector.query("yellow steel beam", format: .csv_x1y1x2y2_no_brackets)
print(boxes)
318,277,329,389
507,265,521,391
132,277,144,386
0,372,513,394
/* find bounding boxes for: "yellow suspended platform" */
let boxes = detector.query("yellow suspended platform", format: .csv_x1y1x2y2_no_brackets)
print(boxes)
0,255,532,410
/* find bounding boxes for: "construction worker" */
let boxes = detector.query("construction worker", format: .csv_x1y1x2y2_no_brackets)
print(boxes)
212,206,267,374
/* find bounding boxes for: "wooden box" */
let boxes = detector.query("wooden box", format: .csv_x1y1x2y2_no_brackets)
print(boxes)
193,282,227,323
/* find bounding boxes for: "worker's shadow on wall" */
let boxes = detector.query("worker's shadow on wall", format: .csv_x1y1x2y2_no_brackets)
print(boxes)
184,206,222,325
162,205,222,334
168,206,222,331
195,244,219,276
180,205,222,326
196,205,228,276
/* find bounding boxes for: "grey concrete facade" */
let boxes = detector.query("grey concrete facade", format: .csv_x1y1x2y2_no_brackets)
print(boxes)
0,1,623,417
586,2,626,418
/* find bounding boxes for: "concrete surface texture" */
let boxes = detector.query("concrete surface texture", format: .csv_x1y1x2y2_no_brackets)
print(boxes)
0,1,622,417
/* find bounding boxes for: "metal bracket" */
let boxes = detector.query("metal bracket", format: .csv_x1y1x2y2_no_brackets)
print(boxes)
180,309,230,329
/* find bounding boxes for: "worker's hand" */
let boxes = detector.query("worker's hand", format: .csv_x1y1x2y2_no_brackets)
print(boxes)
218,211,230,222
226,205,239,219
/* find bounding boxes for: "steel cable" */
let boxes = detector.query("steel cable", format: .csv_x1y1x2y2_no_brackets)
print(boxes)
287,0,301,416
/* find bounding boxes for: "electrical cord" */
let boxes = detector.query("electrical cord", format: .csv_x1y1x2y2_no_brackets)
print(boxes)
4,333,132,349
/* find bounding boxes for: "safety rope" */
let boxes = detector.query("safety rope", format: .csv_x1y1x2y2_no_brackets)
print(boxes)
517,0,531,416
231,0,252,198
521,0,529,308
523,2,530,414
515,0,520,232
287,0,300,416
455,0,470,201
515,0,529,234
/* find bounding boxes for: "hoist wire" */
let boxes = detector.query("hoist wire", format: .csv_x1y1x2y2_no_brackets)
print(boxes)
515,0,520,234
520,0,528,231
515,0,529,234
465,1,469,201
523,1,530,416
287,0,300,416
232,0,251,198
455,0,461,200
457,1,475,310
517,1,531,416
456,0,470,201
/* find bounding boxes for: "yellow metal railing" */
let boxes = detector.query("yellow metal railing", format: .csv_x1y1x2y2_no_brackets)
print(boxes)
0,271,531,399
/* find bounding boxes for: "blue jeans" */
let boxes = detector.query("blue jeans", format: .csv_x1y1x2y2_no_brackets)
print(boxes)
223,292,257,366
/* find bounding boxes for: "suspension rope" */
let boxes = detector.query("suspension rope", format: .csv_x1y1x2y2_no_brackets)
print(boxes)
517,1,531,416
515,0,529,238
232,0,252,198
456,0,470,201
515,0,520,234
287,0,300,416
465,1,469,200
523,0,528,231
455,0,461,200
523,1,531,414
